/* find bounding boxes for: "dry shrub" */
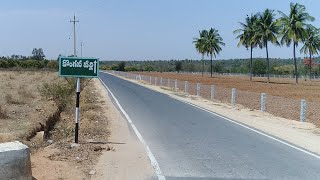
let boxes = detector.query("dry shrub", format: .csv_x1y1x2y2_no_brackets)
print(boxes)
38,80,76,111
0,105,8,119
18,85,35,98
9,74,14,80
5,93,25,104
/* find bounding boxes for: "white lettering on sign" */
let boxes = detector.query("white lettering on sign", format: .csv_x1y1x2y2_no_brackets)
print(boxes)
62,60,97,73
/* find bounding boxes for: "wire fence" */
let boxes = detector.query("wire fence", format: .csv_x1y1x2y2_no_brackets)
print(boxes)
110,71,320,127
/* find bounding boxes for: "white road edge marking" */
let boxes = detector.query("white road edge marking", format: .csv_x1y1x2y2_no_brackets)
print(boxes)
170,96,320,160
99,78,166,180
105,71,320,161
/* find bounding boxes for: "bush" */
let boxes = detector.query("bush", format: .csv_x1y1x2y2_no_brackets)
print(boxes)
38,80,76,111
0,105,8,119
5,94,25,105
47,61,59,70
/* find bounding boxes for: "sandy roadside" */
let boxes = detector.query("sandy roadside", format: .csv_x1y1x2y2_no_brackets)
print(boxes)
31,78,154,180
109,72,320,156
91,79,154,180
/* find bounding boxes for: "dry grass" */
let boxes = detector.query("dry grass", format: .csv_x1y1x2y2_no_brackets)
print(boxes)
5,93,25,105
0,70,57,143
0,105,8,119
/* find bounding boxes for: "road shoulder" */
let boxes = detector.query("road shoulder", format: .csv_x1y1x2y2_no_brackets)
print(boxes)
92,79,154,180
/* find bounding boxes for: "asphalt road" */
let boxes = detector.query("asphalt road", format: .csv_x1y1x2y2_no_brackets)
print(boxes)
99,72,320,180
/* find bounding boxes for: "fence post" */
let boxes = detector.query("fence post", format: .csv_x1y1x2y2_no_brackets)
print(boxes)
300,99,307,122
261,93,266,112
231,88,237,105
160,77,163,86
155,77,157,86
197,83,200,96
211,85,215,100
184,81,188,93
175,79,178,91
168,78,170,87
149,76,152,84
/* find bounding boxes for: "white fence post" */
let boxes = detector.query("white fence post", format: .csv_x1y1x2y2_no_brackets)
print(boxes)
155,77,157,86
149,76,152,84
160,77,163,86
261,93,266,112
168,78,170,87
211,85,215,100
231,88,237,105
197,83,200,96
175,79,178,91
300,99,307,122
184,81,188,93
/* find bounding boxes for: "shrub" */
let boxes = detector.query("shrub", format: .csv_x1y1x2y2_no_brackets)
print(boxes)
5,93,25,105
47,61,59,70
38,80,76,111
0,105,8,119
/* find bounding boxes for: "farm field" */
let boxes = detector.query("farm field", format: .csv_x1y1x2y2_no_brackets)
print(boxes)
135,72,320,102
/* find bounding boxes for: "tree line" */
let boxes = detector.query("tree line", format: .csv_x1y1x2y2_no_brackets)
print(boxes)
100,56,320,77
0,48,58,70
231,2,317,84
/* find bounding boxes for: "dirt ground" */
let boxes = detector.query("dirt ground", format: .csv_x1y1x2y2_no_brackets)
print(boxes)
31,78,153,179
116,73,320,156
135,72,320,102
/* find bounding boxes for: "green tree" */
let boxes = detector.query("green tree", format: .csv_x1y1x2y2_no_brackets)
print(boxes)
253,60,267,75
300,25,320,79
118,61,126,71
256,9,280,83
234,14,261,81
174,61,182,73
193,30,207,76
31,48,45,60
278,2,315,84
203,28,225,78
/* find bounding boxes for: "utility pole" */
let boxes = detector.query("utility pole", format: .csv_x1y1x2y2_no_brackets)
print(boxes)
70,15,79,57
70,14,80,144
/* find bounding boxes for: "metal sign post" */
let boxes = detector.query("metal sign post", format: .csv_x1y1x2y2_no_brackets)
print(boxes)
59,57,99,143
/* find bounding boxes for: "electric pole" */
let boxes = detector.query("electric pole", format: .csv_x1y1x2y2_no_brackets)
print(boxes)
70,15,79,57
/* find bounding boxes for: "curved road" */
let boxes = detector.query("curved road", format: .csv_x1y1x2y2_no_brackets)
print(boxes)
99,72,320,180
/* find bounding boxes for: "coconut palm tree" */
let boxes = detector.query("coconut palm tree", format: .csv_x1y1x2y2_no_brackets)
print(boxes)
234,14,261,81
255,9,280,83
300,25,320,80
204,28,225,78
193,30,208,77
278,2,315,84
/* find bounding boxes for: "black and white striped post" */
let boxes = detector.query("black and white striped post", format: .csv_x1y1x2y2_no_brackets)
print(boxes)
75,77,80,143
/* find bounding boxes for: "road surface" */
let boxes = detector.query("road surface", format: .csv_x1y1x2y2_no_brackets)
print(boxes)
99,72,320,180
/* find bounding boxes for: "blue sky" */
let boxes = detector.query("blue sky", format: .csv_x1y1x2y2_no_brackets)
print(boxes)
0,0,319,60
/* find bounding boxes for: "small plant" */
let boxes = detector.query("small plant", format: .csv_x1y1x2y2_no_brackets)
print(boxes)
5,93,25,105
18,85,35,98
38,80,76,111
0,105,8,119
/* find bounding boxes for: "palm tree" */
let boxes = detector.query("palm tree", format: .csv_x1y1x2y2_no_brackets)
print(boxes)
234,14,261,81
256,9,280,83
300,25,320,80
278,2,315,84
193,30,208,77
204,28,225,78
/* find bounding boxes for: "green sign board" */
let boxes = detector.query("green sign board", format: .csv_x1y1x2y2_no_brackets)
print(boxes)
59,57,99,77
